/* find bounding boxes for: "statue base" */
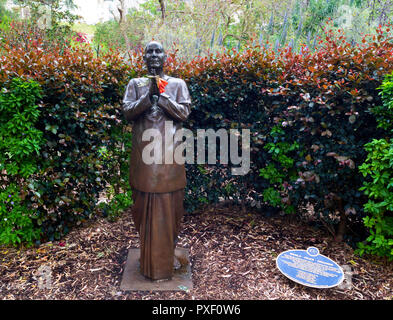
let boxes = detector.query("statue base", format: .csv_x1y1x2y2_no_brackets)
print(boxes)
120,248,193,292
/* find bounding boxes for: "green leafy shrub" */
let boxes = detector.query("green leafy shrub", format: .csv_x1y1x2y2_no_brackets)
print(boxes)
259,125,300,214
357,71,393,259
0,36,133,244
99,189,134,222
372,71,393,134
97,131,133,222
0,78,43,177
0,184,41,245
0,77,43,245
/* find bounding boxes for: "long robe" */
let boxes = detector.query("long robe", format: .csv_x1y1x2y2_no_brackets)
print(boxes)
122,75,191,280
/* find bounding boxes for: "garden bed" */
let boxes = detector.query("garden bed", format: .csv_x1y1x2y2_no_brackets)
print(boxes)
0,205,392,300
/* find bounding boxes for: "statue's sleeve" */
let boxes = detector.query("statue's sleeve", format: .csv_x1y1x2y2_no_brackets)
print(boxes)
122,79,152,122
157,79,191,122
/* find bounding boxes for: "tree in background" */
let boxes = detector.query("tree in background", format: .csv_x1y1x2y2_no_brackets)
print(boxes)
94,19,126,52
0,0,17,25
93,1,148,55
106,0,131,52
90,0,392,59
3,0,392,57
0,0,8,17
11,0,81,45
13,0,79,25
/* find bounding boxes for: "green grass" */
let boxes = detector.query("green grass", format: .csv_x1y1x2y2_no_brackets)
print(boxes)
72,22,96,36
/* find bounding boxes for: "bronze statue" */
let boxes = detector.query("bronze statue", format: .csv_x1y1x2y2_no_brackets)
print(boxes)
122,41,191,281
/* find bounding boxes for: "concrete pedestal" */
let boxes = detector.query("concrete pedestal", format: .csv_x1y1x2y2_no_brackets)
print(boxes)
120,248,193,292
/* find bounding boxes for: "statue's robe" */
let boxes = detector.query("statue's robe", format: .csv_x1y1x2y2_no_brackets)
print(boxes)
122,75,191,280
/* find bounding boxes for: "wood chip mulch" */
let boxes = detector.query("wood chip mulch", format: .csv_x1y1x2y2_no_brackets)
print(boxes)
1,205,392,300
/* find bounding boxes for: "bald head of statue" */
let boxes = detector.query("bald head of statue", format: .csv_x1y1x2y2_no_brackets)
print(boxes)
143,41,167,76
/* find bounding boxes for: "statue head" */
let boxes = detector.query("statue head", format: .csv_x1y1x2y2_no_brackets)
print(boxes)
143,41,167,75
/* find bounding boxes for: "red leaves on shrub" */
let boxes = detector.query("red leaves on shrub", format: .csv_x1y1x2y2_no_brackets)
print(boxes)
1,23,392,242
0,33,132,242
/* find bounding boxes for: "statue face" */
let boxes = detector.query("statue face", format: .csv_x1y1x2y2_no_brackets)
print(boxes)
144,42,166,72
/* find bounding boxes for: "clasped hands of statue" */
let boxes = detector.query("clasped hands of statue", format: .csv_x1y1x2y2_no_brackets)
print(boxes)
148,75,159,101
147,73,166,106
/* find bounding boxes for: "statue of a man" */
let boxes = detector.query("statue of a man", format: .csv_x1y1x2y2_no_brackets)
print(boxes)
122,41,191,281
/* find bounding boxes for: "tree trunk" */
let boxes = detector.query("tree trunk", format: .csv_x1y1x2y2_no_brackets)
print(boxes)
116,0,132,53
159,0,166,21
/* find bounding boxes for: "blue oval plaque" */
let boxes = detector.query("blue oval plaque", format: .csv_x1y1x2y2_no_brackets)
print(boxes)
276,247,344,288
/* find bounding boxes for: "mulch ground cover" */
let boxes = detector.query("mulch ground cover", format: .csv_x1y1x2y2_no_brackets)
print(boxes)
0,205,392,300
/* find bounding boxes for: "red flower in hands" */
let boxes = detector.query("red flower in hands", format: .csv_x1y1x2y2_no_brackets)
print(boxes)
158,78,168,94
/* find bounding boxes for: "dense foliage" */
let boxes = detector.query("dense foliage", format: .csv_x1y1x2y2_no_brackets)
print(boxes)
0,35,132,244
1,19,393,261
126,24,393,246
0,77,43,245
357,70,393,259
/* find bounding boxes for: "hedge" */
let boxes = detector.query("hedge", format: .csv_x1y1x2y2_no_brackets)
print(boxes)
143,26,392,246
0,33,133,244
156,25,392,245
1,24,393,258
